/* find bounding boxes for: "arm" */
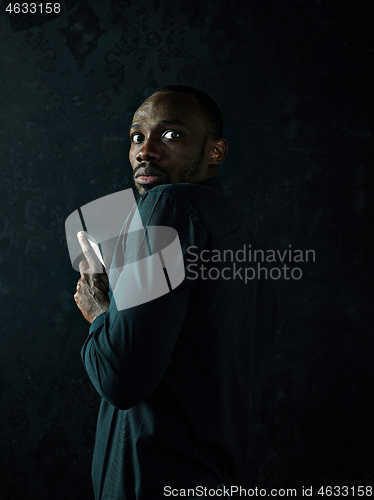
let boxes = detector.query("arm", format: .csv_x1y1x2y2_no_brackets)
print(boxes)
80,191,202,410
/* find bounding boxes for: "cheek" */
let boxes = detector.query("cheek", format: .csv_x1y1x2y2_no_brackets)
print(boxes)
129,149,137,168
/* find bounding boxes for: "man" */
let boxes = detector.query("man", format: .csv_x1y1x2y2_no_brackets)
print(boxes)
74,85,277,499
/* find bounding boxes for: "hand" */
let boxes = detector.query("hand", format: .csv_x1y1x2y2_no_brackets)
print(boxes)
74,232,110,324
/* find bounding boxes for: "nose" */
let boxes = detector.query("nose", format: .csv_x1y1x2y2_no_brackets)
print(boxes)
135,137,161,163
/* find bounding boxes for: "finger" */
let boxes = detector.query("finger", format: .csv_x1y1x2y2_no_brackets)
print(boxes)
93,278,109,294
77,231,102,274
79,259,90,278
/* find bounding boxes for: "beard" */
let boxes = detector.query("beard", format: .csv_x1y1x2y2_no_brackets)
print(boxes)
178,140,207,184
133,163,171,200
133,137,208,198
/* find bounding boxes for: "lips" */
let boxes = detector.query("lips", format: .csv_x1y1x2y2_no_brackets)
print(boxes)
135,166,166,185
136,175,164,184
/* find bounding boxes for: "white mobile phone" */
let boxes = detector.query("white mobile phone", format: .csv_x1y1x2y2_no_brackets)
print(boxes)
85,233,106,268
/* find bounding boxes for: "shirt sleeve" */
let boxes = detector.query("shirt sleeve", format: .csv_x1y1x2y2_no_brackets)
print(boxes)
81,189,205,410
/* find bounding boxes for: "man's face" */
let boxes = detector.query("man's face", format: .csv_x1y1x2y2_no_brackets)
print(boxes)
129,92,213,196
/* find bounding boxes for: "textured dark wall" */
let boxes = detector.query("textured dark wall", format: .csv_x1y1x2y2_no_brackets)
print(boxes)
0,0,372,498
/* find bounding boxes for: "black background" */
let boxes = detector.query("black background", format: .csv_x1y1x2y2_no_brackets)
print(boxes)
0,0,372,498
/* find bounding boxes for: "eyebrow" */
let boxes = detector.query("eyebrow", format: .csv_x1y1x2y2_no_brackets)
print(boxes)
130,119,187,130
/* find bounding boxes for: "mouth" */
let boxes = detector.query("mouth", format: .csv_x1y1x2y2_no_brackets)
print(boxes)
136,175,165,185
135,166,167,186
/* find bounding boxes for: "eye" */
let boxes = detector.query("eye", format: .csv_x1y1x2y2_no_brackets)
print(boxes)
162,130,182,140
131,133,144,144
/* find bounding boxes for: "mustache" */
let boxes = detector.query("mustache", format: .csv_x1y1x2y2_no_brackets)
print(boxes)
134,163,169,179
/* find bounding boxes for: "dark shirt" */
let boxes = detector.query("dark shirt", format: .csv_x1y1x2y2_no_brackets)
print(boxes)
81,177,277,500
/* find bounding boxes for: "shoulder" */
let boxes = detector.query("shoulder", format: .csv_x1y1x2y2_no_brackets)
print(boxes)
145,181,222,200
138,182,224,214
136,181,235,236
136,184,204,228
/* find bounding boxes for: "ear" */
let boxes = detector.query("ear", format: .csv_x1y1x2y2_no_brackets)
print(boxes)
209,139,228,164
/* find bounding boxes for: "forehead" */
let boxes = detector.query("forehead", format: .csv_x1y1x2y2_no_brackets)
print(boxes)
132,92,204,131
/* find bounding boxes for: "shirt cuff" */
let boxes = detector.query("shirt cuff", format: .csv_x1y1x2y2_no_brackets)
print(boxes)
89,311,107,333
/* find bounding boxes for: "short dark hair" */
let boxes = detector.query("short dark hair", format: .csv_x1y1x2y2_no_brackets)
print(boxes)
152,84,223,140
